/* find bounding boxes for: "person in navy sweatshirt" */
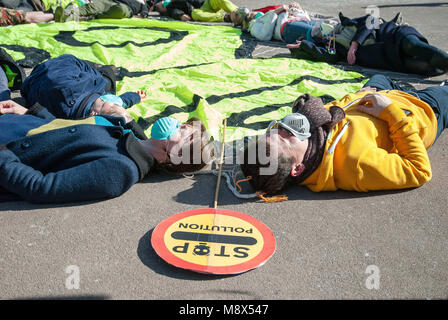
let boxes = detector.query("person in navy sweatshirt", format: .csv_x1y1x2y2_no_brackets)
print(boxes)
21,54,148,139
0,67,213,204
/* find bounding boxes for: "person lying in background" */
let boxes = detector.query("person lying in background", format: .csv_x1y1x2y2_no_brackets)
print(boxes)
54,0,151,22
150,0,204,22
0,6,53,26
152,0,244,24
248,2,311,41
287,12,448,76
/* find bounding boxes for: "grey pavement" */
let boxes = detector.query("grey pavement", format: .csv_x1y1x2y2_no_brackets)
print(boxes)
1,0,448,300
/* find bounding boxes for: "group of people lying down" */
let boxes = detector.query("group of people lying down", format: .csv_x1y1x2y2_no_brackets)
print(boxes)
2,0,448,76
1,1,448,203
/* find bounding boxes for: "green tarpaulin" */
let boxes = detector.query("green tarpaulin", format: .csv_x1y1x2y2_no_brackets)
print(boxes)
0,18,366,141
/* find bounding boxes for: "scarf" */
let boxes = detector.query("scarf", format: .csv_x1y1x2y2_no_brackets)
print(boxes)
290,94,346,184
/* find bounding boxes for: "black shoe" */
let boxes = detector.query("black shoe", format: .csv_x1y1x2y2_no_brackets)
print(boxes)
0,48,25,91
391,12,403,25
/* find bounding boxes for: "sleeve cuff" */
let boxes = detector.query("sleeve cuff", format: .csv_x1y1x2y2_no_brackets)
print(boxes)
25,102,45,116
378,103,407,126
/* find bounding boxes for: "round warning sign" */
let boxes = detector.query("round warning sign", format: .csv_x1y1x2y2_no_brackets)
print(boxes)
151,208,276,274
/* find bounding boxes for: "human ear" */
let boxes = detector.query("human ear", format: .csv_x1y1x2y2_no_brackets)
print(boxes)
290,163,305,177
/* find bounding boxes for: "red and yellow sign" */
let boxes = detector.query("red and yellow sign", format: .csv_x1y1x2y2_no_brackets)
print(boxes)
151,208,276,274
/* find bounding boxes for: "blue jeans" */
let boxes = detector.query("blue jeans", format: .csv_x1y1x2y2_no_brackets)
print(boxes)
281,20,316,44
364,75,448,141
0,67,11,101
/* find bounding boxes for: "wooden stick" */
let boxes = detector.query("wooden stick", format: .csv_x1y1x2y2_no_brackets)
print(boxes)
213,118,227,209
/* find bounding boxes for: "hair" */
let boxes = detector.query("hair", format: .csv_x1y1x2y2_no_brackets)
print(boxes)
240,136,295,194
161,117,214,174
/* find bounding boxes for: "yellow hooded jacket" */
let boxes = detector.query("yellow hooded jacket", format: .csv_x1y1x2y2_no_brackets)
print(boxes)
301,89,438,192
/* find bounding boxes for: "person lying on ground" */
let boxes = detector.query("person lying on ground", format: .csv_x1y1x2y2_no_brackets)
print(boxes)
0,0,45,11
286,12,448,76
0,6,53,26
54,0,151,22
21,54,148,139
248,2,311,41
0,68,214,203
150,0,204,22
240,74,448,195
169,0,239,24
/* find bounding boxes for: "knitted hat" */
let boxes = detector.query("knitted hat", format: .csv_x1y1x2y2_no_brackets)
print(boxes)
292,93,345,133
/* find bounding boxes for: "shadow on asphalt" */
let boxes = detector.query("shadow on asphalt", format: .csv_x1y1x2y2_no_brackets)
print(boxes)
370,2,448,9
284,184,413,201
13,295,110,300
170,173,413,206
0,198,105,212
137,229,242,280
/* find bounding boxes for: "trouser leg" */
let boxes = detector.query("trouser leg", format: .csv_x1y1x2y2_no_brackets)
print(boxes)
0,7,27,26
78,0,117,17
210,0,238,13
401,35,448,72
96,3,132,19
414,85,448,141
191,0,237,22
364,74,406,91
281,20,316,44
0,68,11,101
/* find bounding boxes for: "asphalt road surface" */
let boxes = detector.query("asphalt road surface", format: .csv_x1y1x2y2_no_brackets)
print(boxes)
1,0,447,300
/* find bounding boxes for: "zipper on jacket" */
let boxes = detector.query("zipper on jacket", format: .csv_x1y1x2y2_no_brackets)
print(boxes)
328,122,350,154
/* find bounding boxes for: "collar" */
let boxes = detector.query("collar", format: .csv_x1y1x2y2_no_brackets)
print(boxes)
124,133,155,180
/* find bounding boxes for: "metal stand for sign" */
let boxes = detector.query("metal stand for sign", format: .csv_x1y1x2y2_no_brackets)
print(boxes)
213,118,227,209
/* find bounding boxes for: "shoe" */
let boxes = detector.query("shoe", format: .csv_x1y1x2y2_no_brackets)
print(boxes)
233,7,250,27
54,5,65,22
0,48,25,91
224,13,231,23
392,12,403,25
54,4,75,23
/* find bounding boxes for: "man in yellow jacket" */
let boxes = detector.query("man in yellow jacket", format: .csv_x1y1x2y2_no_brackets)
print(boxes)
240,75,447,194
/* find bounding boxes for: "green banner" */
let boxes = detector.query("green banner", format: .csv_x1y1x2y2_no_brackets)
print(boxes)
0,19,366,141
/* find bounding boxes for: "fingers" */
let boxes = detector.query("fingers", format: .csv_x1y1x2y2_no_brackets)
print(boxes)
357,93,376,104
137,90,147,100
0,100,17,114
347,51,356,65
286,41,301,49
357,103,375,116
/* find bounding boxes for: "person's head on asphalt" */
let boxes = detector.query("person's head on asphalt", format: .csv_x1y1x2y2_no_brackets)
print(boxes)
240,93,345,194
142,117,214,174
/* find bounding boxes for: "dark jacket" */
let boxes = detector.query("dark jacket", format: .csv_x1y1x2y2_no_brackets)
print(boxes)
163,0,204,20
289,13,427,73
115,0,150,17
20,54,147,140
0,104,154,203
